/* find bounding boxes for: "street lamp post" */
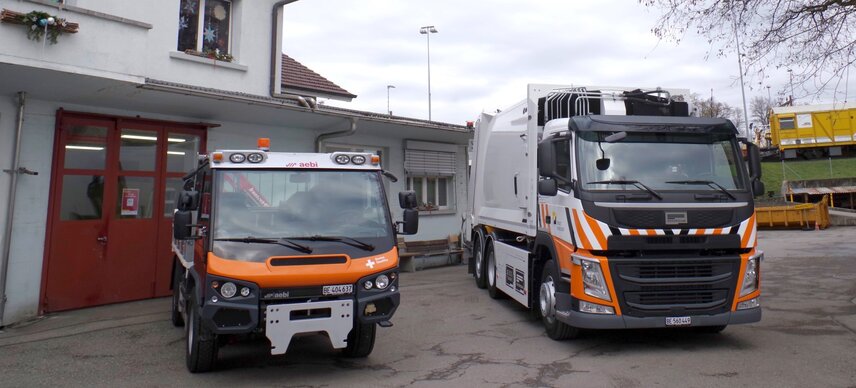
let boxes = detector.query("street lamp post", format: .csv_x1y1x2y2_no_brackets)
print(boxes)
787,69,795,105
386,85,395,115
419,25,438,121
766,85,771,105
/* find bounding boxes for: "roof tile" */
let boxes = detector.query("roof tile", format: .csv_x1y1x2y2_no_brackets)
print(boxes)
282,54,356,99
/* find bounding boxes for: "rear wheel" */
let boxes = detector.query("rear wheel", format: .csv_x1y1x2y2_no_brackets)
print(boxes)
186,298,218,373
343,322,376,358
170,261,184,327
486,242,503,299
539,260,580,340
473,233,487,289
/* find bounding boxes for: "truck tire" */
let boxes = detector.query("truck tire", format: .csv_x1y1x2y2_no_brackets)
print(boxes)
539,260,580,340
186,298,218,373
342,322,376,358
486,242,503,299
473,233,487,289
170,261,184,327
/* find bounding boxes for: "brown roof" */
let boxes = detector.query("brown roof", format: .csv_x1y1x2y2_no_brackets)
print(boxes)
281,54,356,100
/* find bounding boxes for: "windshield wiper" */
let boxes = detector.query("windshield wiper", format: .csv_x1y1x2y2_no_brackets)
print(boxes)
665,180,737,200
289,235,375,251
587,179,663,200
214,237,313,254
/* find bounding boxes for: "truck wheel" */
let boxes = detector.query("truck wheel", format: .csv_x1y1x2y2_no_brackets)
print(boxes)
170,261,184,327
342,322,376,358
539,260,580,340
186,298,218,373
486,242,503,299
473,233,487,289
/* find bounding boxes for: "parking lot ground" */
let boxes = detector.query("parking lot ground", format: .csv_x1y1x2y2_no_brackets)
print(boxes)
1,229,855,387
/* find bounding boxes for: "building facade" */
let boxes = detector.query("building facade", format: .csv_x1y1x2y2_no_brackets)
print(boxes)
0,0,471,326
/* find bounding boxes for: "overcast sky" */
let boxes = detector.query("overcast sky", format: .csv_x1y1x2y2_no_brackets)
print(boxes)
282,0,856,129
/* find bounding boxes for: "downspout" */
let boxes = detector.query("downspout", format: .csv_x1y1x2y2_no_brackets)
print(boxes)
270,0,316,108
0,92,28,326
315,118,357,152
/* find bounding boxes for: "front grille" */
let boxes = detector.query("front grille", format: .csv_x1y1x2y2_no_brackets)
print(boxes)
609,257,739,317
270,256,347,266
613,209,733,228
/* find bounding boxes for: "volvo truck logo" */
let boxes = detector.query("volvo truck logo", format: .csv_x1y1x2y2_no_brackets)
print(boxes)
665,212,688,225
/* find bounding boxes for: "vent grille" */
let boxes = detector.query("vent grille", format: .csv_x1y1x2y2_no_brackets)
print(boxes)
614,210,733,228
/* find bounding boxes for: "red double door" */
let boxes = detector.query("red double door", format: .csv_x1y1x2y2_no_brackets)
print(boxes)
42,111,207,312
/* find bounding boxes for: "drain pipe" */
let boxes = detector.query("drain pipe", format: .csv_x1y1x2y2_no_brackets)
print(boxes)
0,92,27,326
315,118,357,152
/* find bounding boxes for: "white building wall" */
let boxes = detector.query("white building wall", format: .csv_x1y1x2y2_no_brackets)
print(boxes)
0,0,279,96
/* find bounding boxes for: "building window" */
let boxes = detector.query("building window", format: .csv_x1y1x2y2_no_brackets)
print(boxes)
406,176,453,212
178,0,232,55
779,117,795,130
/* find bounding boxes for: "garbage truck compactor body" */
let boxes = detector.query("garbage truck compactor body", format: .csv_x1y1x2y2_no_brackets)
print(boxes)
467,85,765,339
170,141,419,372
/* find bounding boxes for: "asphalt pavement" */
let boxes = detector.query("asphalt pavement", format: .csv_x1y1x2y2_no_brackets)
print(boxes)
1,229,855,387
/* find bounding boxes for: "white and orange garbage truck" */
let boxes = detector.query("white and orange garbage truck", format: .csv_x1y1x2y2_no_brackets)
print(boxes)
467,85,764,339
171,138,418,372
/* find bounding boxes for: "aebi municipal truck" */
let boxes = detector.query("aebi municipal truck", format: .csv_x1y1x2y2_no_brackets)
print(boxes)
171,139,418,372
467,85,765,339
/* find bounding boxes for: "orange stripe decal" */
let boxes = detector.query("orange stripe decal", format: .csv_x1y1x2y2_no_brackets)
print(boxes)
713,228,723,235
628,229,640,236
741,214,756,248
584,213,607,248
572,209,592,249
695,229,706,236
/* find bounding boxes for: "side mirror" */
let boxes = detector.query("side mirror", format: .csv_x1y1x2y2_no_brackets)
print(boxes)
538,179,558,196
399,191,417,209
399,208,419,235
537,140,555,178
177,190,200,211
173,210,193,240
746,142,762,180
752,180,765,198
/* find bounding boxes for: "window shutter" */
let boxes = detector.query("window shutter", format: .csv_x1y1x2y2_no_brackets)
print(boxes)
405,149,456,176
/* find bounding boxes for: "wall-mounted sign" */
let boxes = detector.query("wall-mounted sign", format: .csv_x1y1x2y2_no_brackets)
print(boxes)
121,188,140,216
797,114,813,128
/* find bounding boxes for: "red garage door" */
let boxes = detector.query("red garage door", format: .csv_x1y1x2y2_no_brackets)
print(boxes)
41,111,207,312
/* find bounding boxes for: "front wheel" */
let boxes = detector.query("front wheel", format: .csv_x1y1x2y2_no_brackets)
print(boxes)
539,260,580,340
186,298,218,373
170,261,185,327
342,322,376,358
473,233,486,289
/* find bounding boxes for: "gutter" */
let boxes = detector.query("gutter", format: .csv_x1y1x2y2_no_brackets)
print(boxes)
315,118,357,152
1,92,35,326
269,0,315,107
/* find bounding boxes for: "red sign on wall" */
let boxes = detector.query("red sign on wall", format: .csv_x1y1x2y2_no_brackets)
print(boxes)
121,188,140,216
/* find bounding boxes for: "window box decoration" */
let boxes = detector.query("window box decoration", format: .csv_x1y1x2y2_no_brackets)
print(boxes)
184,48,233,62
1,9,79,44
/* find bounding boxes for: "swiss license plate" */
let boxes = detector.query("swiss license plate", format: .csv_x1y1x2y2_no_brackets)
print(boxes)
665,316,692,326
322,284,353,296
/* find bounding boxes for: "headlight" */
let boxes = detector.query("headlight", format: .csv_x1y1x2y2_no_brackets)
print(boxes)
351,155,366,165
240,287,250,297
229,153,246,163
220,282,237,298
363,280,374,290
375,274,390,289
575,255,611,301
740,252,762,297
335,154,350,164
247,153,264,163
579,300,615,315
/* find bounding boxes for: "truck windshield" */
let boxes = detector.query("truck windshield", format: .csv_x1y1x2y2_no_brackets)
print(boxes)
577,131,746,192
212,170,392,240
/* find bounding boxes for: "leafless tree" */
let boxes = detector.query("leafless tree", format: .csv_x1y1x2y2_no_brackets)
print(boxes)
750,95,772,126
689,93,746,132
641,0,856,100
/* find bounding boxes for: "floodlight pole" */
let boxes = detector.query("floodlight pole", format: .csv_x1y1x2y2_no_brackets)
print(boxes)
419,25,438,121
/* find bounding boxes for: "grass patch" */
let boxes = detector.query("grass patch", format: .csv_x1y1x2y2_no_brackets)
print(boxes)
761,157,856,195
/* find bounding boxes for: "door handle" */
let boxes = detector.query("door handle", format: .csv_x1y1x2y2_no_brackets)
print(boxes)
96,236,108,244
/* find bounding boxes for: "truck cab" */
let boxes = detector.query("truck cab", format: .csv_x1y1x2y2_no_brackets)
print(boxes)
469,85,764,339
171,139,418,372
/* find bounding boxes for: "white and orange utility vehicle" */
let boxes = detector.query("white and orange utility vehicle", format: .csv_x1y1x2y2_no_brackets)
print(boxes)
171,138,418,372
467,85,764,339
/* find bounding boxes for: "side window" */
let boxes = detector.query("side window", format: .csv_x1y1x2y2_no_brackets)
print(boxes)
778,117,795,130
554,139,573,191
178,0,233,58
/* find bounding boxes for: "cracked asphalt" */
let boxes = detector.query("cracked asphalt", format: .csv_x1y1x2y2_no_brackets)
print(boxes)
1,229,855,387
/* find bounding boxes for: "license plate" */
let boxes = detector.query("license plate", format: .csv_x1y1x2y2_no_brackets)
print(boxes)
665,316,692,326
322,284,353,296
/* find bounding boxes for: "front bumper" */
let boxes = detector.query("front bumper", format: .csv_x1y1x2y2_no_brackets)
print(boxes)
555,294,761,329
